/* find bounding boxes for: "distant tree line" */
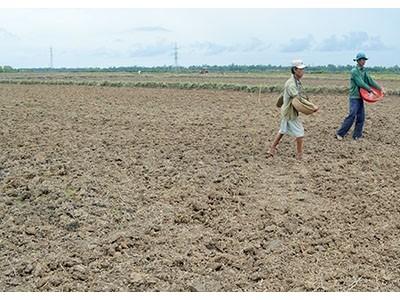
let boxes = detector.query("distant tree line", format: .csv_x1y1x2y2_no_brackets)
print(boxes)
0,66,17,72
8,64,400,74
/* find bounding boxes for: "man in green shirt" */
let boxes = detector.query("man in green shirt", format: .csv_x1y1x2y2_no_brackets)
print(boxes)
336,52,383,140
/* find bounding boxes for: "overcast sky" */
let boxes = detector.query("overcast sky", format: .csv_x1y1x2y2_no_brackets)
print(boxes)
0,8,399,68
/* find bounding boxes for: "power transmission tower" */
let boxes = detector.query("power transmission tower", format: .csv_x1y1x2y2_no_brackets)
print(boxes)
174,43,179,72
49,46,53,69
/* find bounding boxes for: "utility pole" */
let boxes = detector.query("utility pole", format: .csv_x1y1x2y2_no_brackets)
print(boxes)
50,46,53,69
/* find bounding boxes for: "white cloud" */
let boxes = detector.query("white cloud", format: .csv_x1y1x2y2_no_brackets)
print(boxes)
0,28,19,41
128,40,175,57
318,31,389,52
280,35,314,53
127,26,171,33
189,38,270,56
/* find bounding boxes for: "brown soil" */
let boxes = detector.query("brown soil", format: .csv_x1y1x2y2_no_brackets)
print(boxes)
1,84,399,291
2,72,400,90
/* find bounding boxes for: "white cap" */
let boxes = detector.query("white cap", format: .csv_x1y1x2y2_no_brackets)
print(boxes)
292,59,306,69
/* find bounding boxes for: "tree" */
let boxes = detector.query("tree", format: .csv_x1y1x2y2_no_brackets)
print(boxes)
1,66,15,72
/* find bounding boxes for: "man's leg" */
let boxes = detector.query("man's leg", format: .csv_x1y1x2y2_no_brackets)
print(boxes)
353,100,365,139
295,137,304,160
337,98,358,138
269,132,284,156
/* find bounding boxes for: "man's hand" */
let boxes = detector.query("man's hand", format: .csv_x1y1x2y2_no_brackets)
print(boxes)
371,89,378,96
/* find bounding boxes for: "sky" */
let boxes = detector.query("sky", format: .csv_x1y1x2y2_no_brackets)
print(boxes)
0,7,399,68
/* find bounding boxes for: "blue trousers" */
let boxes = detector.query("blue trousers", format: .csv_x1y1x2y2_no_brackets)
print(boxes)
337,98,365,139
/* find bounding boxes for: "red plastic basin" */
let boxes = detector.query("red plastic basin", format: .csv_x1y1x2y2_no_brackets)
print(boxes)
360,87,384,103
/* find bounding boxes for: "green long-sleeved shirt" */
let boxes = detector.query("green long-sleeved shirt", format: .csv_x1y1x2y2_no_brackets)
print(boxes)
349,66,381,99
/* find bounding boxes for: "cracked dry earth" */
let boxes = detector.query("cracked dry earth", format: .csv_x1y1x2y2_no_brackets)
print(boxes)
0,84,399,291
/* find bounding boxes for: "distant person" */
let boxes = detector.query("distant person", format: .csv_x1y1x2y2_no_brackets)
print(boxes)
268,59,307,160
336,52,384,140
